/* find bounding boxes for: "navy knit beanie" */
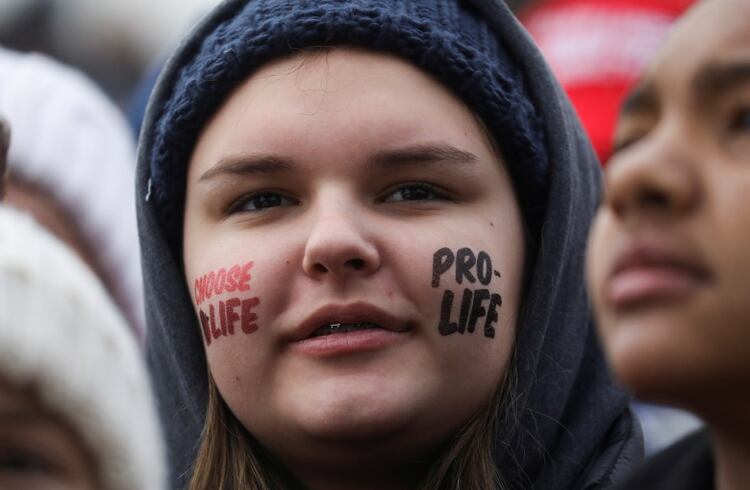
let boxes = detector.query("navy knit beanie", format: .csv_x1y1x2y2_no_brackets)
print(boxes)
146,0,549,250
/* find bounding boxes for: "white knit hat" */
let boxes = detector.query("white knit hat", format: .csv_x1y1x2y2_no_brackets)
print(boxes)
0,46,145,338
0,206,165,490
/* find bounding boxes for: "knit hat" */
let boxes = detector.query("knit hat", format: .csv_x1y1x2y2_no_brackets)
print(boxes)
144,0,549,252
0,46,146,338
520,0,694,163
0,205,166,490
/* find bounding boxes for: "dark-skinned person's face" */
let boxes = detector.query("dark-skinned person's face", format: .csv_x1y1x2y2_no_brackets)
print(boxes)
587,0,750,411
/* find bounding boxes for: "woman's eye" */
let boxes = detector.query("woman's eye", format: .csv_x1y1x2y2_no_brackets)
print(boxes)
382,183,445,203
228,192,297,213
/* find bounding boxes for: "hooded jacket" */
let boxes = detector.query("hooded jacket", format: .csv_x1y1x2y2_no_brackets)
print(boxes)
137,1,642,488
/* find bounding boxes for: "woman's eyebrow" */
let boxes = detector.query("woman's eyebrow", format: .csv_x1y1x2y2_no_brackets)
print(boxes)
198,143,477,182
368,143,479,168
199,154,294,182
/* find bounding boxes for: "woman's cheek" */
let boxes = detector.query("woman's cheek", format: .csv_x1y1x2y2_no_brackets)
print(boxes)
424,245,507,340
190,259,263,347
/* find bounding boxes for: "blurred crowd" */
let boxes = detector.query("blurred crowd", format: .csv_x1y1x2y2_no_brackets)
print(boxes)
0,0,219,103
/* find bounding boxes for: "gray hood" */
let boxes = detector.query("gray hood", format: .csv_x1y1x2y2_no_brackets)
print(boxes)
137,0,642,488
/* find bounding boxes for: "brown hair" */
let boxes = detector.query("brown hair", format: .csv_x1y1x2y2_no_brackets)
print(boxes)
188,372,286,489
189,358,519,490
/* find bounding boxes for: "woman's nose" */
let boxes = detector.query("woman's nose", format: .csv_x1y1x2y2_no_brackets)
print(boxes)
604,134,701,224
302,199,381,280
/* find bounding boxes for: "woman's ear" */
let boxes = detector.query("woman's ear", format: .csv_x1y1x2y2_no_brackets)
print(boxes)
0,116,9,200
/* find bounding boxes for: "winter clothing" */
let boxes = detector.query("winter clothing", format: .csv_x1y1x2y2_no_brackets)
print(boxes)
138,0,642,488
519,0,694,164
0,46,146,337
615,430,714,490
0,205,166,490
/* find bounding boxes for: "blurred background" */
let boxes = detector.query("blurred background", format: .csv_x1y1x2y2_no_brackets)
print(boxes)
0,0,528,109
0,0,221,106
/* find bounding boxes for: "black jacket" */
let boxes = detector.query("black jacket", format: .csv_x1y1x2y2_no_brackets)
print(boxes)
615,430,713,490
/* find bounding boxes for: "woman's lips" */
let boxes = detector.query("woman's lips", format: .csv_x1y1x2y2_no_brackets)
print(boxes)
289,301,411,357
606,239,711,310
291,328,407,357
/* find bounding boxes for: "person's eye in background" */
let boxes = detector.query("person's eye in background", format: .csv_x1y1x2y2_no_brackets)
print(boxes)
611,134,645,156
0,444,60,488
728,105,750,133
0,446,55,473
611,115,655,157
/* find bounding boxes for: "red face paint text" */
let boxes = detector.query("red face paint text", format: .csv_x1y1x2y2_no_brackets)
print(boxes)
194,261,253,306
199,297,260,345
194,261,261,345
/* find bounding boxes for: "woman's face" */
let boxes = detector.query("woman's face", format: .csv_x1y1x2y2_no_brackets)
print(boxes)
184,49,525,470
0,380,98,490
587,0,750,410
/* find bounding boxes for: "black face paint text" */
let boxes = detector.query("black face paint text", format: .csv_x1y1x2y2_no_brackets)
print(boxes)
431,247,503,338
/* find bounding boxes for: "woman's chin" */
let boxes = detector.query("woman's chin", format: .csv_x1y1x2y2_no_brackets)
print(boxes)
286,385,425,442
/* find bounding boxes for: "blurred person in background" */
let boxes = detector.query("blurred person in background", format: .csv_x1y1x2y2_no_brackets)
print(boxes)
0,46,146,339
588,0,750,488
520,0,701,456
0,205,165,489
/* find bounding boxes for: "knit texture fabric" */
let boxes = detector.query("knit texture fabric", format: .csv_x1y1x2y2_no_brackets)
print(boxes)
0,206,166,490
0,47,146,338
146,0,549,252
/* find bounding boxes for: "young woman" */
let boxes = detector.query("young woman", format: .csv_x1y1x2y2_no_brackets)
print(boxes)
138,0,642,488
588,0,750,488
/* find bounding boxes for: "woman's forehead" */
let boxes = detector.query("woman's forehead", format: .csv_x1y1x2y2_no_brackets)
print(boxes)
190,48,497,175
210,48,473,122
